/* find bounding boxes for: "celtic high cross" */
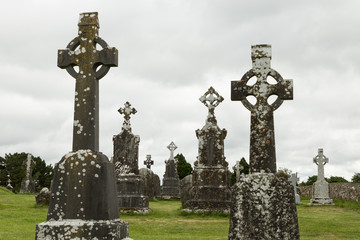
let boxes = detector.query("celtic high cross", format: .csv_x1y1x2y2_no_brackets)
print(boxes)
199,86,224,123
167,141,177,161
57,12,118,151
313,148,328,180
118,101,137,131
144,154,154,169
231,45,293,173
232,160,244,182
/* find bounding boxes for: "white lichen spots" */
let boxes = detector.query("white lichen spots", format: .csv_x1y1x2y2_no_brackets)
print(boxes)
91,161,95,165
89,112,92,115
75,49,81,55
83,75,86,78
75,92,78,96
76,103,80,107
78,194,81,198
80,208,84,212
93,50,97,53
94,174,99,178
82,169,86,173
74,186,77,190
81,37,87,41
95,164,101,169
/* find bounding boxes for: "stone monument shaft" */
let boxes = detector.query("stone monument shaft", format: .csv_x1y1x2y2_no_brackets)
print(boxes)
314,148,328,180
58,12,118,151
231,45,293,173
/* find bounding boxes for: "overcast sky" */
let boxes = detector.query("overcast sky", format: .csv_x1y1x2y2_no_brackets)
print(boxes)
1,0,360,182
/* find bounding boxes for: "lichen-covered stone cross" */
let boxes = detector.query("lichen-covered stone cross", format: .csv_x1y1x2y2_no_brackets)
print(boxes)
144,154,154,169
118,101,137,131
313,148,328,180
167,141,177,161
232,160,244,182
199,86,224,123
57,12,118,152
231,45,293,173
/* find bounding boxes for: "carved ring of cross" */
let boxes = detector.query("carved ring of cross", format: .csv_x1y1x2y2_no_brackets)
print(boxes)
200,86,224,110
239,69,286,112
64,37,111,80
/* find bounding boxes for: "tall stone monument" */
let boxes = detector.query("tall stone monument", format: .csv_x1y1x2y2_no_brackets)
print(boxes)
113,101,149,211
229,45,299,239
187,87,231,212
36,12,129,239
161,142,180,198
20,153,36,194
310,148,334,205
289,173,301,205
144,154,154,169
233,160,244,183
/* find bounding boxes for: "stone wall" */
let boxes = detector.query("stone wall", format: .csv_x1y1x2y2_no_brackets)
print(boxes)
300,183,360,202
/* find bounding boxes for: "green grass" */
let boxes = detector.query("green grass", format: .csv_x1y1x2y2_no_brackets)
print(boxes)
1,187,360,239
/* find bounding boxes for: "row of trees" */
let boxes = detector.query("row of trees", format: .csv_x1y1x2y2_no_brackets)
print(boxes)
174,153,360,186
0,152,54,193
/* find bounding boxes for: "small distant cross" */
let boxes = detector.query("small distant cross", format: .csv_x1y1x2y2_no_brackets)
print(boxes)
288,173,299,193
313,148,328,180
233,160,244,182
167,141,177,160
118,101,137,131
199,86,224,123
231,45,293,174
144,154,154,169
57,12,118,152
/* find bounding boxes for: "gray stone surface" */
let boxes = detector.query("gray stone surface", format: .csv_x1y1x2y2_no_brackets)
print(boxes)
139,168,155,199
310,148,334,205
233,160,243,183
153,174,161,198
161,142,180,198
288,173,301,205
36,187,50,205
229,45,299,239
187,87,231,212
228,173,300,240
6,179,13,191
180,174,192,207
114,101,149,210
36,12,129,240
20,153,36,194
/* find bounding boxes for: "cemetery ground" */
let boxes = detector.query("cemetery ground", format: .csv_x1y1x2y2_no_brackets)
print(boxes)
1,187,360,239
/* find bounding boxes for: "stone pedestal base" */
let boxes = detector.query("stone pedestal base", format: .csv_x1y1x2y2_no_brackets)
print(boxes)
228,173,300,240
36,219,130,239
309,198,334,205
161,177,180,198
117,175,149,210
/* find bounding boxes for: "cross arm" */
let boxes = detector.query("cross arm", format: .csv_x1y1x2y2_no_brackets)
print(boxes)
57,49,77,69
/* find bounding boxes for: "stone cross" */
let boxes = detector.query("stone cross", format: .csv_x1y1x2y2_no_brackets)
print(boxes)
144,154,154,169
118,101,137,131
24,153,35,180
288,173,299,193
231,45,293,173
199,86,224,123
233,160,244,182
167,141,177,160
57,12,118,152
313,148,328,180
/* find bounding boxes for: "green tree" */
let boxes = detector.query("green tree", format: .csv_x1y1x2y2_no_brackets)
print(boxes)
277,167,292,180
0,153,53,192
351,173,360,183
176,153,193,180
300,175,318,186
327,176,348,183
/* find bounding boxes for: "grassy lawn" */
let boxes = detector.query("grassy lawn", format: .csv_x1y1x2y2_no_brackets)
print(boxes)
1,187,360,239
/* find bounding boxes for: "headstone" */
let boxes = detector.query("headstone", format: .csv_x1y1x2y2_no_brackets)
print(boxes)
35,187,50,205
6,178,13,191
36,12,130,240
113,101,149,211
310,148,334,205
289,173,301,204
153,173,161,198
233,160,244,182
139,168,155,199
180,174,192,207
161,142,180,198
20,153,36,194
229,45,299,239
187,87,231,212
144,154,154,169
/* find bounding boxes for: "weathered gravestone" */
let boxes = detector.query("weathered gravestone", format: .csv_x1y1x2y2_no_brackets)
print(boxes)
36,12,130,240
20,153,36,194
187,87,231,212
161,142,180,198
180,174,192,207
153,173,161,198
289,173,301,205
233,160,244,183
310,148,334,205
36,187,50,205
229,44,299,239
6,178,13,191
113,101,149,211
139,167,155,199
